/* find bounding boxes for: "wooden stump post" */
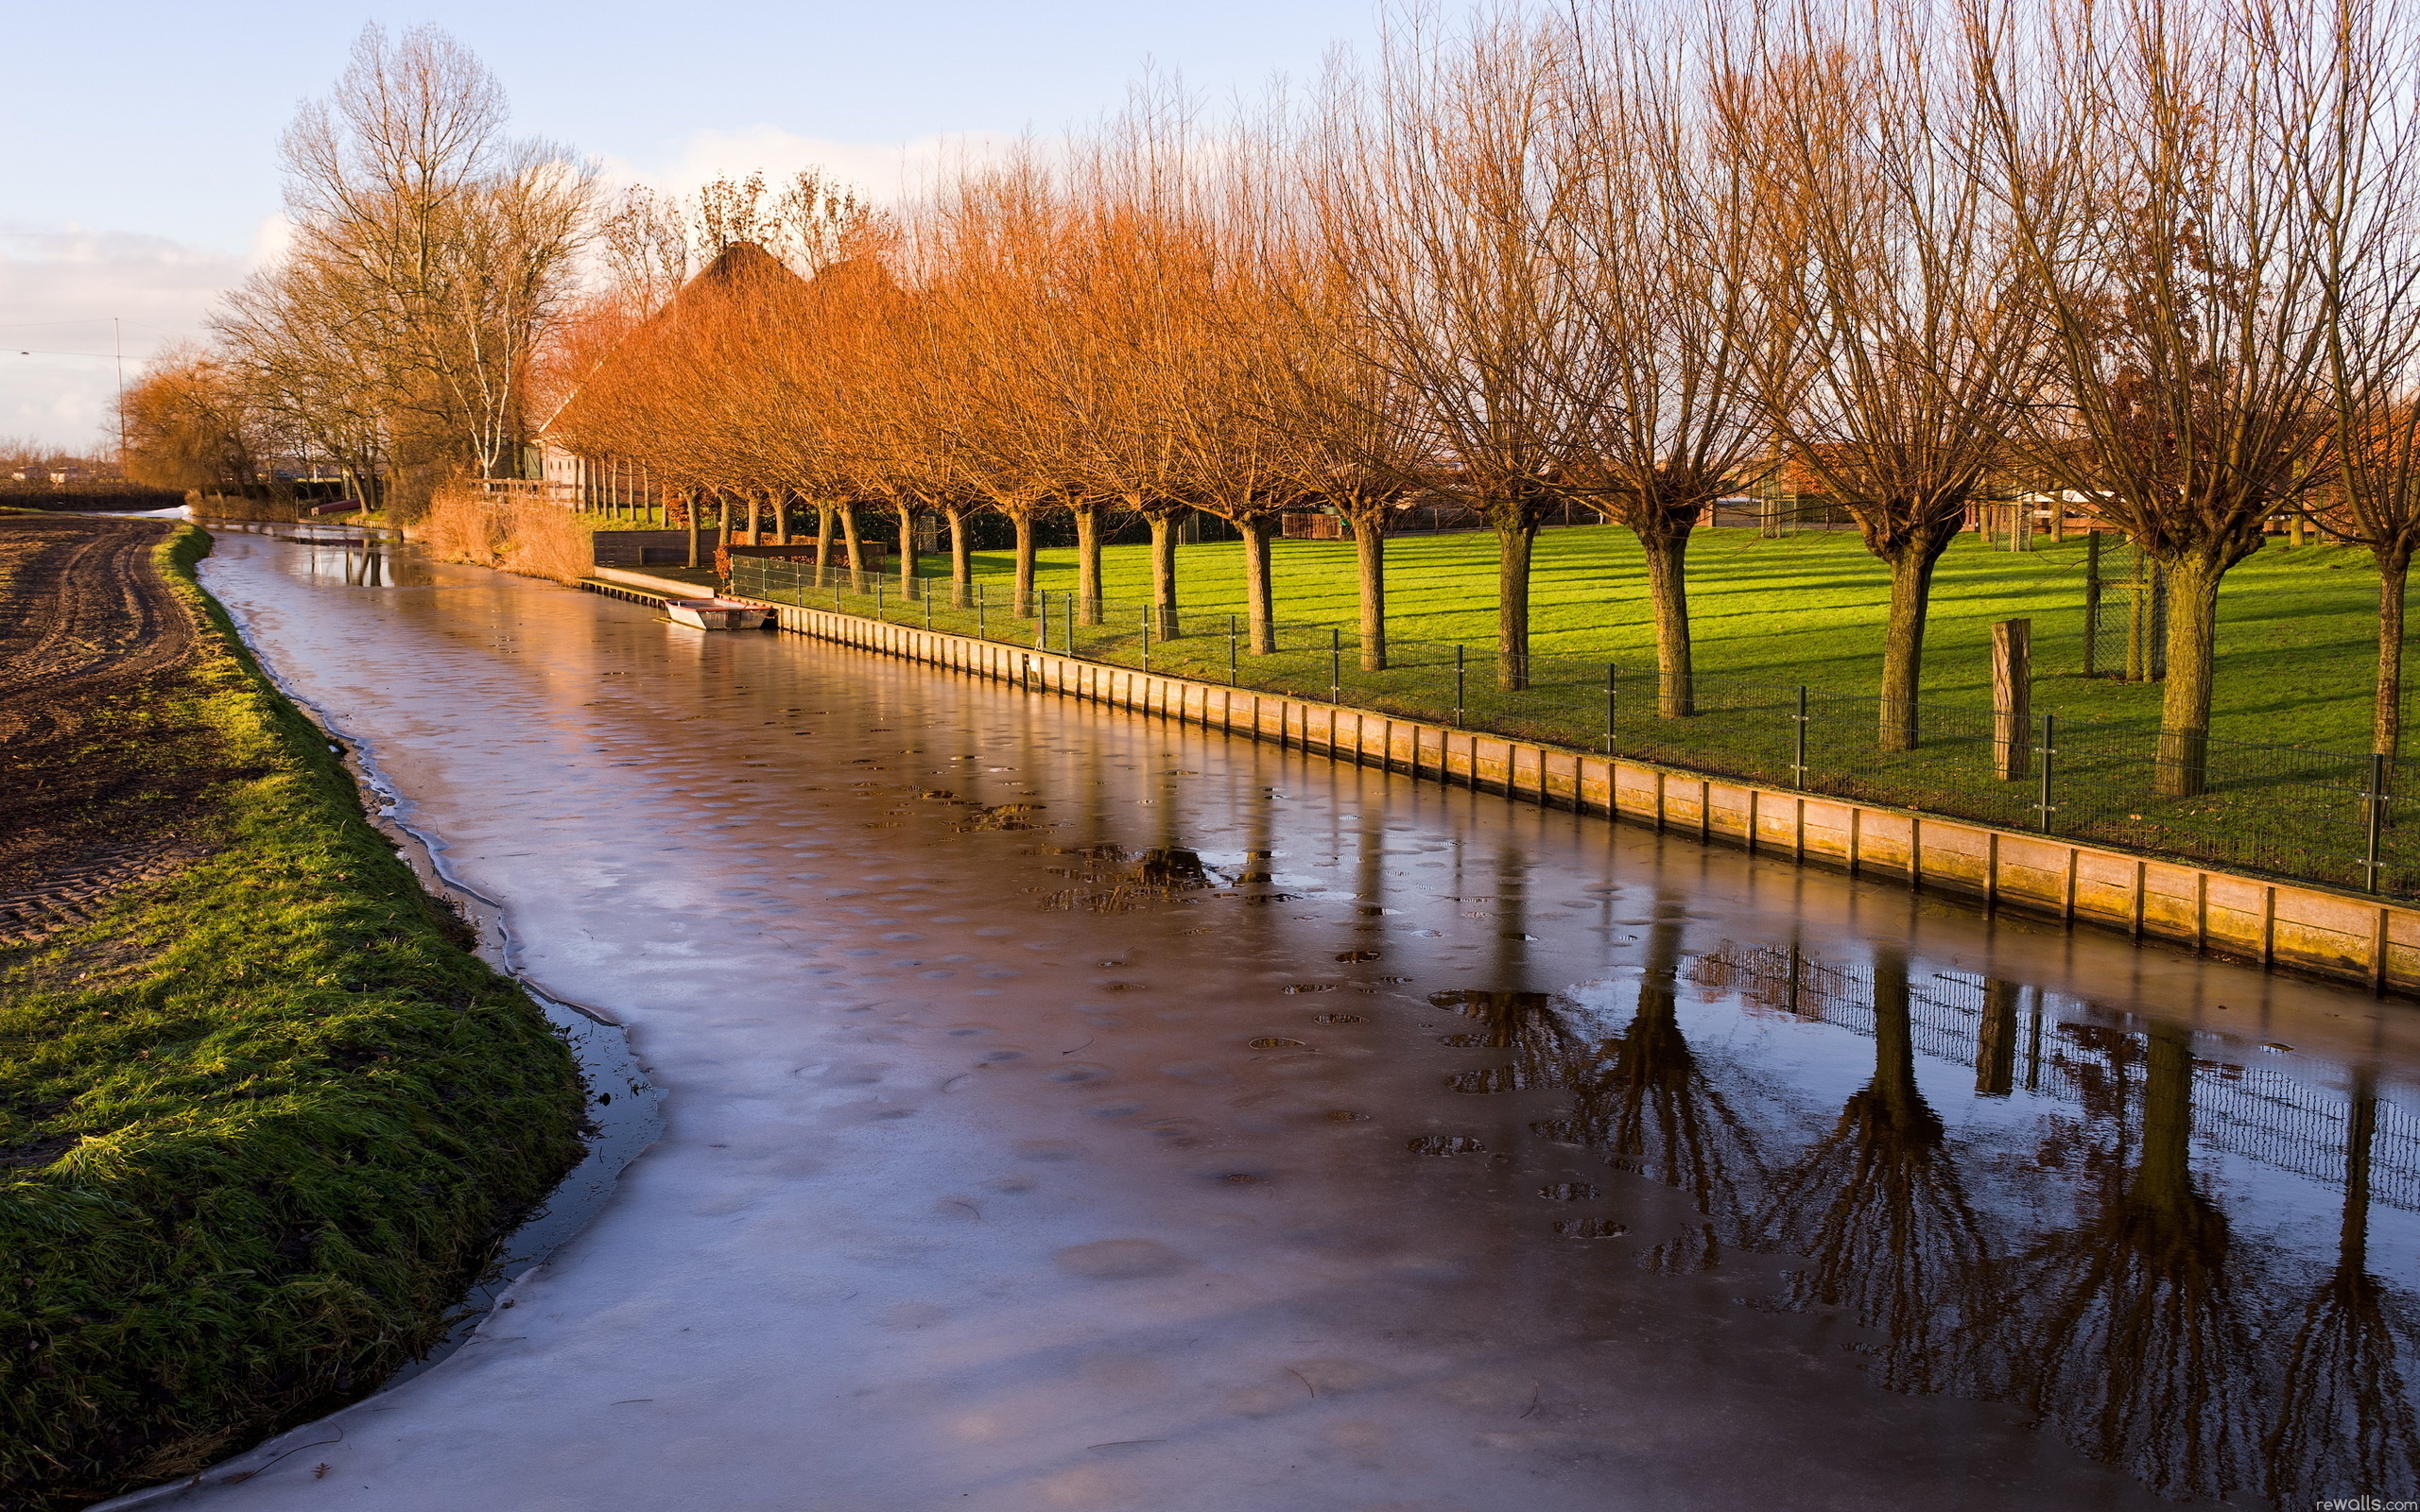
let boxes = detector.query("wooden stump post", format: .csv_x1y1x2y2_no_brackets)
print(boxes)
1994,618,2031,781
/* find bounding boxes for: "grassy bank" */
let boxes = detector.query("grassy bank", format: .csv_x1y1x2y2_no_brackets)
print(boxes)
958,526,2388,752
0,527,586,1508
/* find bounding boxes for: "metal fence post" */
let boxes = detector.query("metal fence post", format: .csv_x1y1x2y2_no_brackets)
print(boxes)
1330,627,1341,703
1454,644,1465,729
2037,713,2056,833
1142,605,1152,671
2366,750,2388,893
1228,615,1238,684
1605,664,1617,753
2083,532,2102,678
923,579,934,631
1065,597,1077,657
1037,591,1049,650
873,576,884,619
977,580,986,639
1793,685,1808,789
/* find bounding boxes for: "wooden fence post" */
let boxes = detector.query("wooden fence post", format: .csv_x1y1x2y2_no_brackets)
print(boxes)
1994,618,2031,782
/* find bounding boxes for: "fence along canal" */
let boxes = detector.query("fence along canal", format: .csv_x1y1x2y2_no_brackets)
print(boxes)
702,556,2420,994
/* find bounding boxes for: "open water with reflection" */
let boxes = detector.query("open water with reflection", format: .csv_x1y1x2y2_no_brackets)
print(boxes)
172,526,2420,1511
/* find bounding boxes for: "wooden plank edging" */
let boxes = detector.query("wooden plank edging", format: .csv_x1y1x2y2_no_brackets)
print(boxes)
673,584,2415,999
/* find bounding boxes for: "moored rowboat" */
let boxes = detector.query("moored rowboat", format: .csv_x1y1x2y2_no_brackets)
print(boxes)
663,597,773,630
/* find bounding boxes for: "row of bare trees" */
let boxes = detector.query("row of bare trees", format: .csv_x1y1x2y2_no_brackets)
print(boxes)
169,2,2420,797
547,0,2420,795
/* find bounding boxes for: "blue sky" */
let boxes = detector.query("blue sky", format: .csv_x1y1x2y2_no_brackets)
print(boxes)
0,1,1380,449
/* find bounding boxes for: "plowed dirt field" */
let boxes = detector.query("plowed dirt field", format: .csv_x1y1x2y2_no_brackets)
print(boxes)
0,514,216,940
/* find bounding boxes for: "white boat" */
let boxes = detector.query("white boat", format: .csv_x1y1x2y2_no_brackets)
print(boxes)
663,597,773,630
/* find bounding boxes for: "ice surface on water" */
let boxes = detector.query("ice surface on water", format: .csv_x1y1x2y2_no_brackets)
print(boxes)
148,533,2420,1512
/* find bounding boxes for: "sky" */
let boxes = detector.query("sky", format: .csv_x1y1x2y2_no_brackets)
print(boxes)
0,0,1383,452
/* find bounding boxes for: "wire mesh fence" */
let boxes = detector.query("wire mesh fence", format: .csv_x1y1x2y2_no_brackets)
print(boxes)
2081,538,2169,682
1693,943,2420,1213
731,558,2420,900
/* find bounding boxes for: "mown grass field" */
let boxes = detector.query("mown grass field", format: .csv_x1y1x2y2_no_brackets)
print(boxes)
0,525,585,1507
958,525,2386,753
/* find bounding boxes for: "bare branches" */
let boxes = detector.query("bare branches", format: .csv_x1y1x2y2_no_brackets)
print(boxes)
218,25,596,512
1971,0,2413,790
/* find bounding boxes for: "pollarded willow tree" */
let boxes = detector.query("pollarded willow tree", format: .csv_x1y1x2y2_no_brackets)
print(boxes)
1258,262,1424,671
1052,114,1201,631
2301,0,2420,767
1558,4,1778,718
1974,0,2361,795
918,150,1077,617
1309,12,1614,691
1747,3,2040,753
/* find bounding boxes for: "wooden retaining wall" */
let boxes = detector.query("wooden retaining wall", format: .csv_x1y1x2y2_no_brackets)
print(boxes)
584,571,2420,999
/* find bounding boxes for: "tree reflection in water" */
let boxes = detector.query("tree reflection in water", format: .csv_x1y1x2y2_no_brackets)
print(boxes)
1566,910,1761,1272
1989,1023,2264,1503
1432,986,1591,1091
2264,1068,2420,1506
1752,943,1990,1394
1457,924,2417,1505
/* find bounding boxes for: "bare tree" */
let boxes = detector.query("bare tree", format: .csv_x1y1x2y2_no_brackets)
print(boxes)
1973,0,2349,794
2302,0,2420,765
1748,5,2036,750
1560,4,1778,717
1261,299,1422,669
919,150,1075,616
282,26,596,481
1311,13,1611,689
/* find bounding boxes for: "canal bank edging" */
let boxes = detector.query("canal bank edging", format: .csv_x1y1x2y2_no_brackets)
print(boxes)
584,566,2419,999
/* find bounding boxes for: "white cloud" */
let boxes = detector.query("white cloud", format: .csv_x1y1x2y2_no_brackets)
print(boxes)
600,125,1028,205
0,222,250,451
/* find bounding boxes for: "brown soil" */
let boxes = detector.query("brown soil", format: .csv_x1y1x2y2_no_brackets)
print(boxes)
0,515,220,941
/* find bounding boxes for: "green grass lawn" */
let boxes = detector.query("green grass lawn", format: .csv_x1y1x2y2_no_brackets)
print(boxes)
954,525,2386,753
739,524,2404,891
1,527,586,1506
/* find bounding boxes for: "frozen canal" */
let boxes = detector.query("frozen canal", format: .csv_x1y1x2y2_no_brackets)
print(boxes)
167,529,2420,1510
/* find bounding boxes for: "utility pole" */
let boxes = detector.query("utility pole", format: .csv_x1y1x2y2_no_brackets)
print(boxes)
113,318,126,462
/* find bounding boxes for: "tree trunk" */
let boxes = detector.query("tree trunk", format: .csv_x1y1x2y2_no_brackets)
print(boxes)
838,503,864,577
771,491,788,546
1868,944,1929,1130
898,508,916,593
2377,549,2409,765
1012,512,1036,618
2132,1025,2197,1216
2155,551,2226,798
685,491,700,570
1878,550,1939,752
1353,512,1387,672
717,492,733,551
1640,528,1695,718
814,504,833,576
1149,513,1181,640
1240,517,1276,654
1074,502,1104,626
1496,522,1534,692
948,507,973,608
